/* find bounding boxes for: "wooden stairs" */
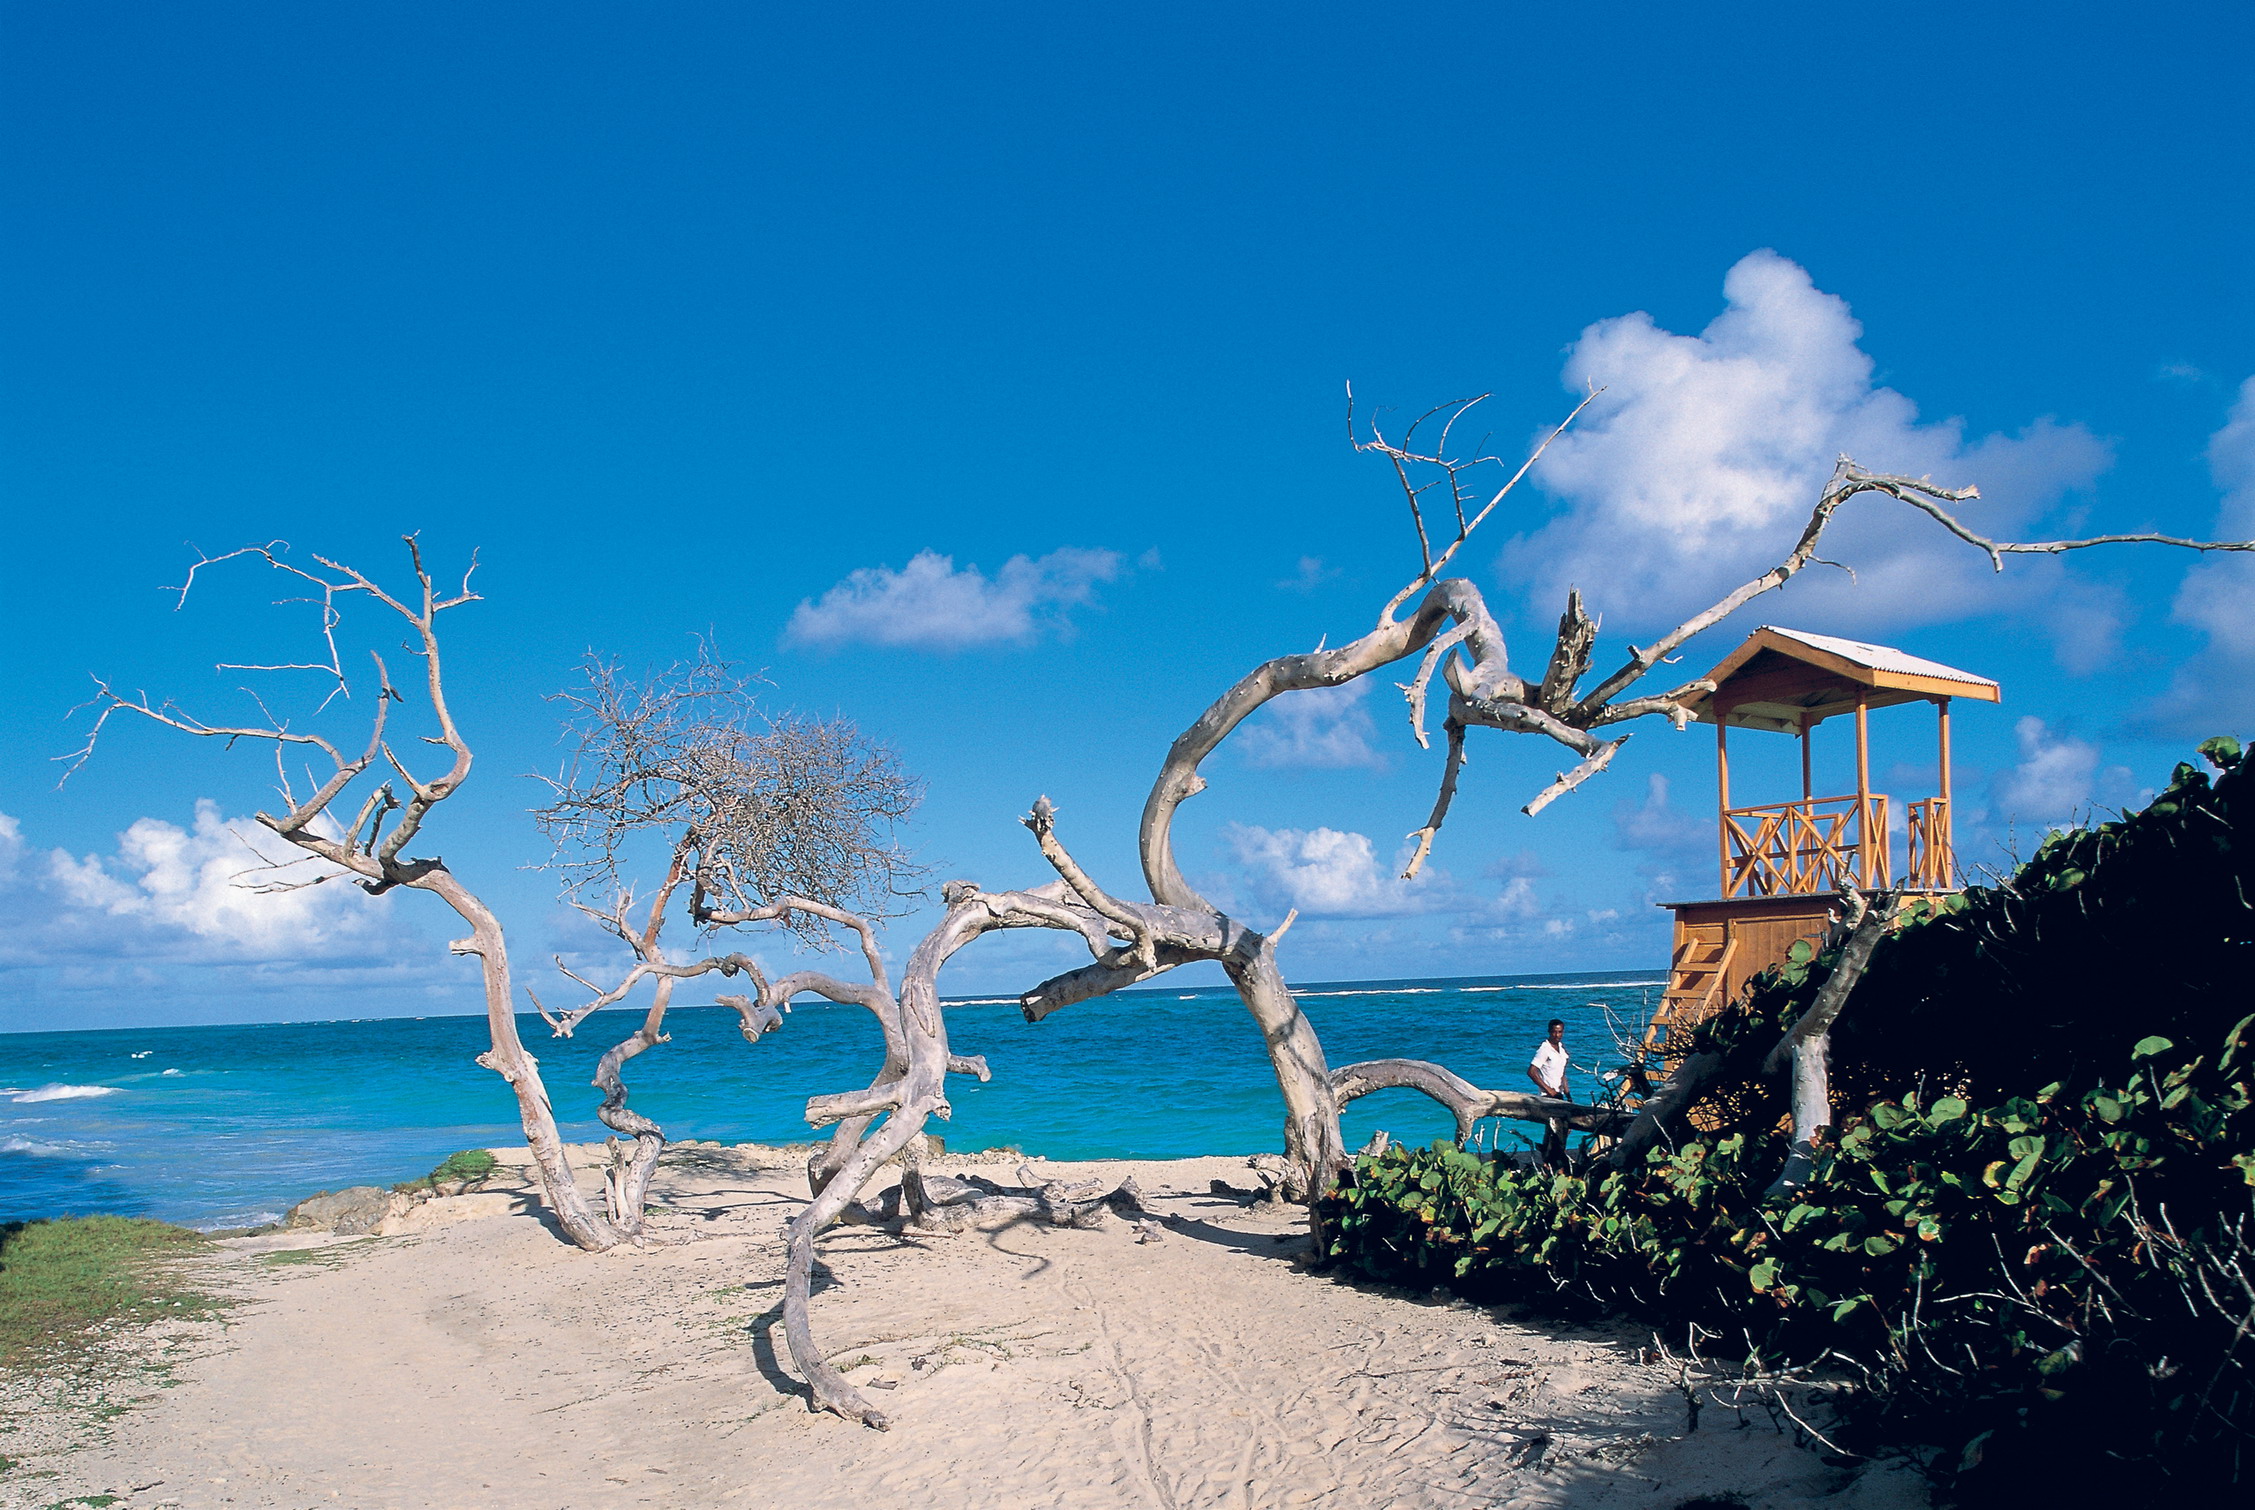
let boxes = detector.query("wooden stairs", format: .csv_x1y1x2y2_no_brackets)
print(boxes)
1642,928,1738,1063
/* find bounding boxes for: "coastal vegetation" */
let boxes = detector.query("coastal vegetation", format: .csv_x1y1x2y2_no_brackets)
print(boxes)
1319,738,2254,1502
0,1217,215,1369
392,1148,499,1197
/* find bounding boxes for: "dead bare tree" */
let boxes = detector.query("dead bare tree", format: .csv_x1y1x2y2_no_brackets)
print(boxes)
1001,392,2255,1209
56,553,1152,1426
529,652,925,1233
61,539,637,1251
531,654,1168,1427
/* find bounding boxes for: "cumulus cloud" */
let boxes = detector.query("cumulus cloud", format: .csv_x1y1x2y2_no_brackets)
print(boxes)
1612,773,1708,854
1515,250,2112,643
1219,824,1448,919
785,546,1122,650
1235,682,1388,771
39,800,392,958
1610,772,1714,901
2154,377,2255,730
1990,717,2135,828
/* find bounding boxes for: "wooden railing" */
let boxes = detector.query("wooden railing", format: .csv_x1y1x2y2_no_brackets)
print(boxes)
1723,794,1890,898
1907,796,1953,891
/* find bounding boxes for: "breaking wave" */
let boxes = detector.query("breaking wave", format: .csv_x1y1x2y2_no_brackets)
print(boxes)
12,1084,121,1104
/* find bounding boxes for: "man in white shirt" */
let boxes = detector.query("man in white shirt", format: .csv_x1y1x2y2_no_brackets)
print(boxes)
1528,1019,1570,1164
1528,1019,1569,1099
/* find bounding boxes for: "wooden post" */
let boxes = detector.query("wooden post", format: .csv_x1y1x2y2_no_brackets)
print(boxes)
1937,696,1954,886
1716,711,1733,896
1800,716,1813,802
1854,692,1872,885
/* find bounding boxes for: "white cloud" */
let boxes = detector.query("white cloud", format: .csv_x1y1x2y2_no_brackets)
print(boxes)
1991,716,2135,827
1612,773,1708,854
1608,772,1715,902
1489,876,1540,920
2153,377,2255,731
1220,824,1447,919
785,546,1122,650
42,800,382,958
0,805,488,1028
1235,682,1388,771
1515,250,2112,643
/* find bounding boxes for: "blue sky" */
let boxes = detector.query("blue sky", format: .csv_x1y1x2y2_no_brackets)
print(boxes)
3,4,2251,1031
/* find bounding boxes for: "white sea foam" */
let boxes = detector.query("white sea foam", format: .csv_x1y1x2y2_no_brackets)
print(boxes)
1461,981,1664,992
131,1050,152,1059
2,1136,75,1157
12,1084,120,1104
1294,988,1443,998
161,1069,183,1077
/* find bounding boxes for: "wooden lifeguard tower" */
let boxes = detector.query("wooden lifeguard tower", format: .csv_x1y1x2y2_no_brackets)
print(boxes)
1646,625,2000,1056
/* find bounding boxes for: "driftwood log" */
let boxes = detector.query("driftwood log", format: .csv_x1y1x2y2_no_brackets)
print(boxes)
1328,1058,1626,1145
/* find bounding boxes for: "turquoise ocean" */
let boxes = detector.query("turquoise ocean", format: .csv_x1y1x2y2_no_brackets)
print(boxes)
0,971,1659,1229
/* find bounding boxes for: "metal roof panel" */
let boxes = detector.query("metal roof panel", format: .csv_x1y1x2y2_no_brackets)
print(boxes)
1756,626,2000,692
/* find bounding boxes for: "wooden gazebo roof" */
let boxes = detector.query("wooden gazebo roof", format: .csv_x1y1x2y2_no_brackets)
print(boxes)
1686,626,2001,734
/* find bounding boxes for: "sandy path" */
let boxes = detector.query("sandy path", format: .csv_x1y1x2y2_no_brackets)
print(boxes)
10,1147,1931,1510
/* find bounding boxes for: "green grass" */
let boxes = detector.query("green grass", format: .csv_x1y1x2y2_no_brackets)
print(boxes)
0,1217,218,1370
253,1239,376,1268
392,1147,498,1195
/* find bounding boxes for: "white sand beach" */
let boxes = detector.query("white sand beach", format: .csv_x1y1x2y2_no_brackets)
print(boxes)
8,1146,1932,1510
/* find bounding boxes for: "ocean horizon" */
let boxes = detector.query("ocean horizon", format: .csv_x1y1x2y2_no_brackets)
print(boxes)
1,969,1661,1230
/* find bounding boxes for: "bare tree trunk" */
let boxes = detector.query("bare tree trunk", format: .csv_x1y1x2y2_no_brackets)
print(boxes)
778,896,980,1429
1330,1057,1626,1146
1770,1037,1832,1197
424,871,625,1251
1608,1050,1728,1169
591,975,674,1235
1226,948,1346,1200
1760,891,1896,1197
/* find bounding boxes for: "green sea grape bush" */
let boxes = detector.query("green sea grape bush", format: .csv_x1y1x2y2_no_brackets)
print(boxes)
393,1148,500,1196
1774,734,2247,1111
1321,739,2254,1503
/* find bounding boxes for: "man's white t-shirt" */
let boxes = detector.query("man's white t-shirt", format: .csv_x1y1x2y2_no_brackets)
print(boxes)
1531,1040,1568,1095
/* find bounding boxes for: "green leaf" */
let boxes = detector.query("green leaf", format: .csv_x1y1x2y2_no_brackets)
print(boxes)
1862,1234,1899,1256
1830,1296,1862,1322
1787,939,1814,964
2223,1014,2255,1071
2132,1035,2176,1061
1748,1260,1778,1290
1929,1097,1968,1123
